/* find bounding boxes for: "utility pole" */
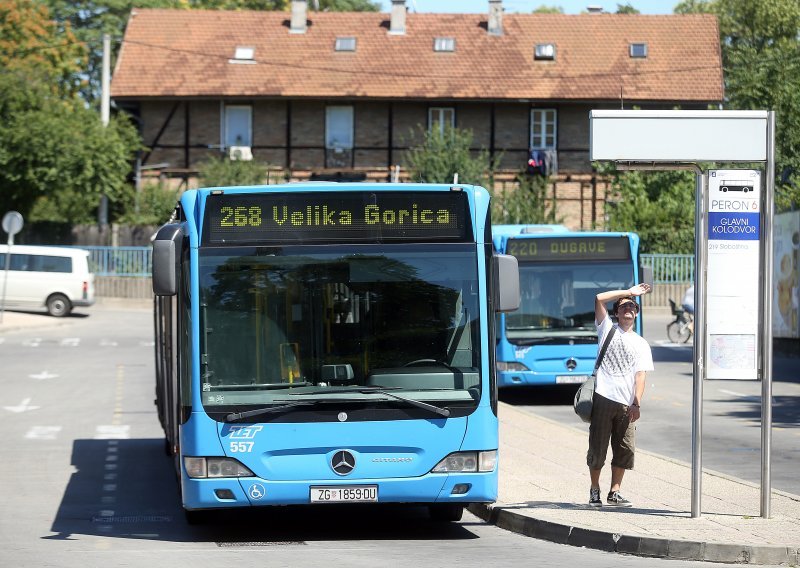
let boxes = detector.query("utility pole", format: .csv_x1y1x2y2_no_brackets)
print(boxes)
98,34,111,229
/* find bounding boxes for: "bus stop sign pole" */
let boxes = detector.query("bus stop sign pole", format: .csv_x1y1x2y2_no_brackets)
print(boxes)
1,211,24,324
589,110,774,519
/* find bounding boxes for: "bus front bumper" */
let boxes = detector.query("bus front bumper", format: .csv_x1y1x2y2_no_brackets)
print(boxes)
497,370,590,388
180,472,498,511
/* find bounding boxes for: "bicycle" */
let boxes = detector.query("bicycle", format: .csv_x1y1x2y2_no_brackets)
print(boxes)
667,299,693,343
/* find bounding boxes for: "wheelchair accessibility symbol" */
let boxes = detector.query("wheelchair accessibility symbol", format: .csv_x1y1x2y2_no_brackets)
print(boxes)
249,483,265,500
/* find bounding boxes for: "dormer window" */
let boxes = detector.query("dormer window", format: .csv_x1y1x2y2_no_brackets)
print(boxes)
534,43,556,61
230,46,255,64
433,37,455,52
629,42,648,58
335,37,357,52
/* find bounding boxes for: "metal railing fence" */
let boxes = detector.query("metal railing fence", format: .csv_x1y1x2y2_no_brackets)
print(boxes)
65,246,153,277
64,247,695,283
641,253,694,284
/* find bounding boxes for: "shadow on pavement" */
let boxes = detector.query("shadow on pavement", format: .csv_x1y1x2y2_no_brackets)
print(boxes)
45,438,479,543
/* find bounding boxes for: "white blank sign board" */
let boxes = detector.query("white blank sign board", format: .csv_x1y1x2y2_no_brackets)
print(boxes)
590,110,768,162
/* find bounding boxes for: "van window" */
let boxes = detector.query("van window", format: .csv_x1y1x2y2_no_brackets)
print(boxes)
1,253,72,273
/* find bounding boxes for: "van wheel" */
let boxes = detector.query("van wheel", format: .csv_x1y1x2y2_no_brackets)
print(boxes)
46,294,72,317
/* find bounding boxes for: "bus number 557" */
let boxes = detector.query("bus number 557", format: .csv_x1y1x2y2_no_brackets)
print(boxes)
230,442,254,453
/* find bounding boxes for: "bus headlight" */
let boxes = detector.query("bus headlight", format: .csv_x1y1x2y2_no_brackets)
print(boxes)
431,450,497,473
184,457,254,478
496,362,530,372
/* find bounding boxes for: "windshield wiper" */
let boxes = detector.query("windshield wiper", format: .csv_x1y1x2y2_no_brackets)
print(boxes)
290,387,451,418
225,400,319,422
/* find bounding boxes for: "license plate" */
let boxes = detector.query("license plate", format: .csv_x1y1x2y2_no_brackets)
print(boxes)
310,485,378,503
556,375,589,384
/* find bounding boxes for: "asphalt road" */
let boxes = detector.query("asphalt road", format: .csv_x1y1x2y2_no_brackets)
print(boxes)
0,305,739,568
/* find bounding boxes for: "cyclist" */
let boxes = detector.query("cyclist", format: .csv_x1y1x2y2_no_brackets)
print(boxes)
681,285,695,333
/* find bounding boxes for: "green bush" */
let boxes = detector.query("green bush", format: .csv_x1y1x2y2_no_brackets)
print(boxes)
199,155,271,187
404,125,501,188
491,172,561,225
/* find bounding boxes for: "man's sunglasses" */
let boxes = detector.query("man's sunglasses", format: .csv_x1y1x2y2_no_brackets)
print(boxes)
617,302,639,313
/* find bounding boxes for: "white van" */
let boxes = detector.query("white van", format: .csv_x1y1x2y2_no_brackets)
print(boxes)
0,245,95,317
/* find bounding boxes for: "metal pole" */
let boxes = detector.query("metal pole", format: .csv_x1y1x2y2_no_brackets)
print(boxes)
691,171,707,518
101,34,110,127
761,111,775,518
0,239,10,324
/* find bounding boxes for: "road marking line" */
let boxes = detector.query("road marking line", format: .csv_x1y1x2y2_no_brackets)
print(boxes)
4,398,40,413
95,425,130,439
25,426,62,440
60,338,80,347
29,371,59,380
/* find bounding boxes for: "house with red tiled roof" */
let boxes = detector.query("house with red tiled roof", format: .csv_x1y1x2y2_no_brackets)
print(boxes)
111,0,723,229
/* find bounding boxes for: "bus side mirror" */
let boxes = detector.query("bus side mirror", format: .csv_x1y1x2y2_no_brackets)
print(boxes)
493,253,520,312
152,224,184,296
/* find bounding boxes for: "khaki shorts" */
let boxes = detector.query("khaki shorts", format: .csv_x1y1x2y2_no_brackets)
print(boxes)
586,392,636,470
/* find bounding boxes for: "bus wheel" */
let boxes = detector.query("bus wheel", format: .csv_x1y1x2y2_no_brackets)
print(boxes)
428,504,464,522
46,294,72,317
184,509,210,525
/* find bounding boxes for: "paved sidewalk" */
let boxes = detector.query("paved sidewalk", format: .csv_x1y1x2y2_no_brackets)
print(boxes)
469,403,800,565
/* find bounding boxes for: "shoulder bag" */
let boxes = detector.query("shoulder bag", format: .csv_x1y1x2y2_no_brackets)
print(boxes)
573,326,616,423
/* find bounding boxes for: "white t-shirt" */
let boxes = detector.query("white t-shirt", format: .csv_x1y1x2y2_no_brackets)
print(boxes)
594,315,654,406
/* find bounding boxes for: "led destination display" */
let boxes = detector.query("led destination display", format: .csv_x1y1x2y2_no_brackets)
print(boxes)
507,236,631,262
203,191,471,245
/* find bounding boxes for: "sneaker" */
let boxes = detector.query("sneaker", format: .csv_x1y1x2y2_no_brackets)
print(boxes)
606,490,633,507
589,487,602,507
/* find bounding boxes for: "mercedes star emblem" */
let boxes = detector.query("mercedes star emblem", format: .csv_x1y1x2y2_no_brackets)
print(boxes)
331,450,356,476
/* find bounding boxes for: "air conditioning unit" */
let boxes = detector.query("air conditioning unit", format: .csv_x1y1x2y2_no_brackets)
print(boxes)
229,146,253,161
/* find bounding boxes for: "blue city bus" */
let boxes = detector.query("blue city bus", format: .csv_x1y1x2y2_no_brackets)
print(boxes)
492,225,646,388
152,183,519,523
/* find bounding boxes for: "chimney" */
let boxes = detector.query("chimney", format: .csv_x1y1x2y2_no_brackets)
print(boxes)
290,0,307,34
390,0,406,35
488,0,503,36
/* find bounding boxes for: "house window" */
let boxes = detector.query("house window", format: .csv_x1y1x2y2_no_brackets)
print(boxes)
335,37,356,52
629,43,648,58
232,46,255,62
433,37,455,52
530,109,556,149
326,106,354,150
429,107,454,136
224,105,252,148
534,43,556,60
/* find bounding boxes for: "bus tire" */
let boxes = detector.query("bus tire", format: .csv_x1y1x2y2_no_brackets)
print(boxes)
184,509,210,525
46,293,72,317
428,503,464,522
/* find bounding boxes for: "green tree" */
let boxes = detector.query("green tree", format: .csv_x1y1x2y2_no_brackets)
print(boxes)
0,72,141,223
602,166,696,254
491,173,560,225
199,156,272,187
116,181,181,225
532,5,564,13
675,0,800,210
615,3,640,14
0,0,86,96
316,0,379,10
404,125,500,188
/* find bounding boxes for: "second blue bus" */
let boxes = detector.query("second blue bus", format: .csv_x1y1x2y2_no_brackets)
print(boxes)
492,225,647,388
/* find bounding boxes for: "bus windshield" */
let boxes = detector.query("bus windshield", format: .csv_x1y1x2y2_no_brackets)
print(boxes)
505,261,635,340
198,243,481,413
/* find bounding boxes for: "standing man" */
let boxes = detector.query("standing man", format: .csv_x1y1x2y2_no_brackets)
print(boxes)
588,284,653,507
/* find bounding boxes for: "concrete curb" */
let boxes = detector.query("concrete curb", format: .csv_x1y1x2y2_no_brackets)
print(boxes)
468,503,800,565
